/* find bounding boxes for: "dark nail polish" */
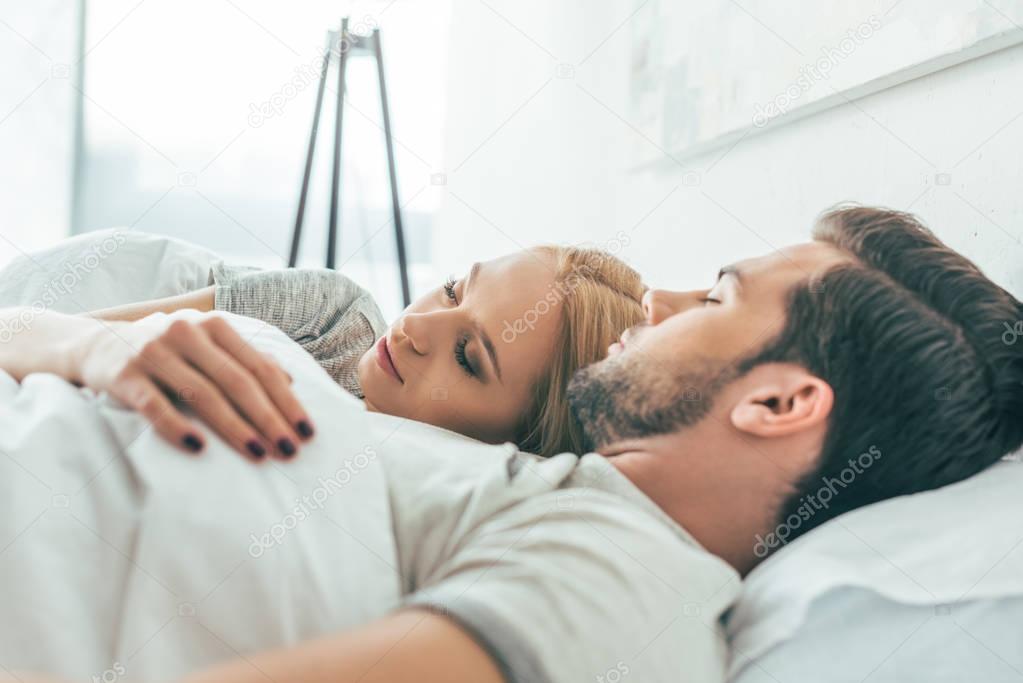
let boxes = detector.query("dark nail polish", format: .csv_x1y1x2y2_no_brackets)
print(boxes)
277,438,296,457
297,420,314,438
246,440,266,459
183,434,203,452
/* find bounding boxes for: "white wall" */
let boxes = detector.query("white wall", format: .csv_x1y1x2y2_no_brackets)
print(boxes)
3,2,1019,305
433,1,1023,299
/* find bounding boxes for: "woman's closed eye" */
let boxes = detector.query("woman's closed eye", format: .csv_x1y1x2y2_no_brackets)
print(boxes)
442,278,481,379
454,335,478,378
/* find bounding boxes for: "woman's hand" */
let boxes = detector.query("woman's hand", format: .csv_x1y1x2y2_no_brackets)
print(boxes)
75,313,315,460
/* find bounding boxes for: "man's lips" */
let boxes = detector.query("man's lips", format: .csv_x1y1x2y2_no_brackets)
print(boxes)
375,335,404,383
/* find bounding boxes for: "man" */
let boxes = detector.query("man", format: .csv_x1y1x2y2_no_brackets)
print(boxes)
2,206,1021,683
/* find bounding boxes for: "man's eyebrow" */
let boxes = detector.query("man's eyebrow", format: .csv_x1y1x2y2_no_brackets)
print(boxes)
717,264,743,288
464,262,481,296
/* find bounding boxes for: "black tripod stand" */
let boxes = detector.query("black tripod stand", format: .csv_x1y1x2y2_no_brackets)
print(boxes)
288,18,411,308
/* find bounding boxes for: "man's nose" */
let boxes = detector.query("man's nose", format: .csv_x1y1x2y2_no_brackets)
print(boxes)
641,289,698,325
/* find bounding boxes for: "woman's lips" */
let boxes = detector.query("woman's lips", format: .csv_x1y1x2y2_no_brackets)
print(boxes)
375,335,404,383
608,330,631,357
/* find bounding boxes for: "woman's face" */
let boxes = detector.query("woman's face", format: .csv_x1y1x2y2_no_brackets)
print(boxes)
358,250,562,443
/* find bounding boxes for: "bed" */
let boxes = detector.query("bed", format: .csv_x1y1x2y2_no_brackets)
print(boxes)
2,228,1021,682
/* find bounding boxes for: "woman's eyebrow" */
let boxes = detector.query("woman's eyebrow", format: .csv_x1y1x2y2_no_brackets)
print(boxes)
462,261,503,382
477,324,502,382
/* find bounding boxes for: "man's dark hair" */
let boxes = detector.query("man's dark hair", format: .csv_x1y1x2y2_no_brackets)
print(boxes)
743,205,1023,540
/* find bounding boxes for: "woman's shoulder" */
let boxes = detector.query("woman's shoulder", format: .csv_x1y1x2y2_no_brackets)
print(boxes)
212,263,386,332
210,264,387,396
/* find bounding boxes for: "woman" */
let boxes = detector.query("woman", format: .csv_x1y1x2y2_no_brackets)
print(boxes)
8,245,644,459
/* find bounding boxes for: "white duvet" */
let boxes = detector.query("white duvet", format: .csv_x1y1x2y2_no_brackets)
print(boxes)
0,311,401,682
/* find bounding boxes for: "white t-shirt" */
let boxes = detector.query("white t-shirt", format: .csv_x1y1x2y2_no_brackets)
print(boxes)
0,311,739,683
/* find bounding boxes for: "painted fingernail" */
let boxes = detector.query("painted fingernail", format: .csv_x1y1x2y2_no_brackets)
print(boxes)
183,434,203,452
277,438,296,457
246,440,266,459
296,420,314,438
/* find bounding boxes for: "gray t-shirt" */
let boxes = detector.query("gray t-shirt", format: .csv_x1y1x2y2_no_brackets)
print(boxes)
365,407,743,683
209,264,388,398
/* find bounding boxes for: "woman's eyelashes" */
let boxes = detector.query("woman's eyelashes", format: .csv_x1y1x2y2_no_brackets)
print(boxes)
454,335,477,378
443,278,481,380
444,277,458,304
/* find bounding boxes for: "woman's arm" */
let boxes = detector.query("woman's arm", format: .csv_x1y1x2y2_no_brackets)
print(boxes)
0,306,104,382
87,286,215,321
0,306,312,459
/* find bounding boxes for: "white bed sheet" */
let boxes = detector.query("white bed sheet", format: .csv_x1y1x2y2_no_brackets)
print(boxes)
0,311,401,681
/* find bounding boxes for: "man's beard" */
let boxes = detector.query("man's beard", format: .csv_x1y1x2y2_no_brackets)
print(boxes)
567,349,740,452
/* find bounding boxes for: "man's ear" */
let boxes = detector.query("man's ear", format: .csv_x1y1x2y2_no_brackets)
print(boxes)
729,363,834,438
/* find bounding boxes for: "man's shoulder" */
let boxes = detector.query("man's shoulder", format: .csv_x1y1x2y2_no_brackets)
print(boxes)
403,451,742,683
502,453,738,584
380,436,738,588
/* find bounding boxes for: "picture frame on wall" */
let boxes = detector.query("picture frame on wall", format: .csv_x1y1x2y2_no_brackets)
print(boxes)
630,0,1023,167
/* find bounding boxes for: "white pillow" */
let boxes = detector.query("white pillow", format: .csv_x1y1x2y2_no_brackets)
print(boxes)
726,449,1023,681
730,588,1023,683
0,228,222,312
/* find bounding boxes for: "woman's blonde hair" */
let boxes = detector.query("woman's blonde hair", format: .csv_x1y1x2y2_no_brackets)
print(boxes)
516,245,646,457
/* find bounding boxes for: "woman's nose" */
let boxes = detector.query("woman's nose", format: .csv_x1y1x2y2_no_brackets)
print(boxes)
641,289,693,325
397,312,432,355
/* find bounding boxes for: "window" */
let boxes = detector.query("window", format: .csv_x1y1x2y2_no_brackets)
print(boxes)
75,0,451,318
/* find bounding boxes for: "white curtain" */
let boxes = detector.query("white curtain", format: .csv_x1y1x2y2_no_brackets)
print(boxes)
0,1,78,267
